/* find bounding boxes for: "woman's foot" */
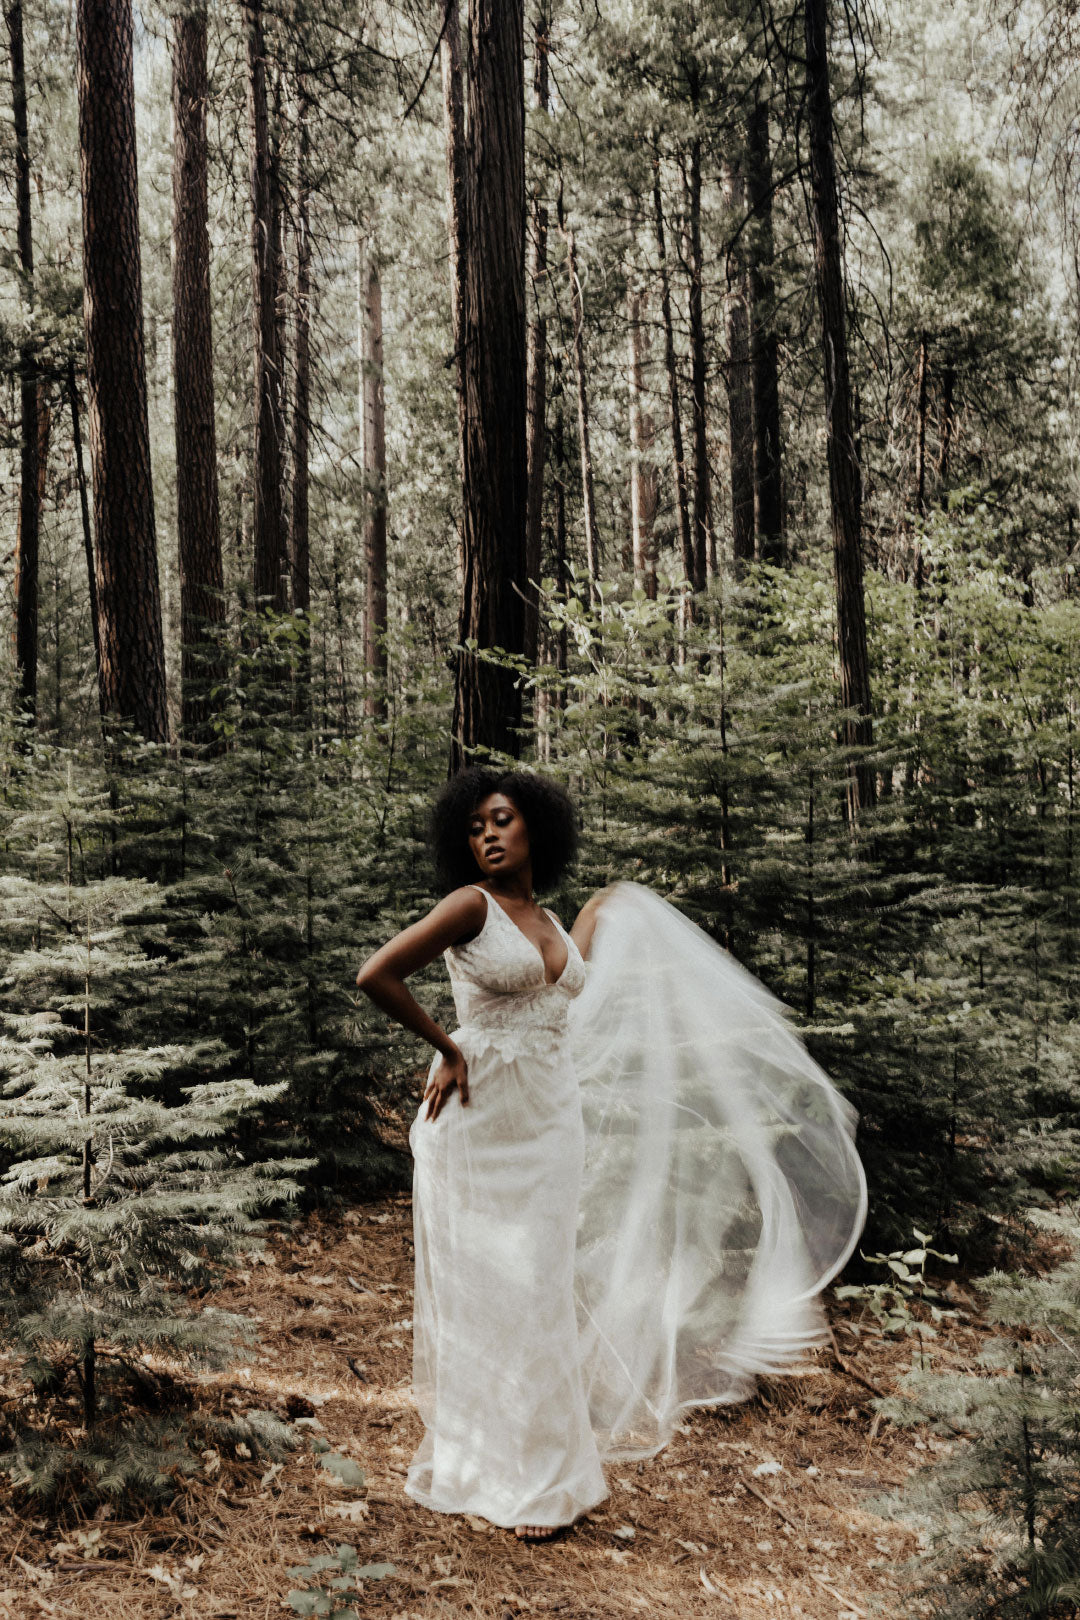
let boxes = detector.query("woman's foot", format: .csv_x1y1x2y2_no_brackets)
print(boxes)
514,1523,561,1542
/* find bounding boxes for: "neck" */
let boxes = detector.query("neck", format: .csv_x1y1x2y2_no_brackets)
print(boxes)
482,869,534,903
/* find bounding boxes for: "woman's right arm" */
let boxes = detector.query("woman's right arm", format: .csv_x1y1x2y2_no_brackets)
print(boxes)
355,887,487,1119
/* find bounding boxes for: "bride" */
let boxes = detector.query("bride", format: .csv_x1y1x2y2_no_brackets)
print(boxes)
355,767,866,1542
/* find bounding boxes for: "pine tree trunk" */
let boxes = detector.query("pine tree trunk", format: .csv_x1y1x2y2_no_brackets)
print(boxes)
67,358,102,693
244,0,287,613
627,281,658,598
723,153,755,569
7,0,39,727
523,2,550,668
746,89,784,563
915,330,928,518
551,353,568,687
289,78,312,706
451,0,527,767
76,0,168,742
804,0,874,814
360,252,388,722
559,210,600,603
172,2,226,743
439,0,467,484
685,134,713,588
651,154,694,600
938,357,955,491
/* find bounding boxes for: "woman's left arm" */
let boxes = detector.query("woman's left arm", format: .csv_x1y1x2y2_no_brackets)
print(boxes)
569,886,616,961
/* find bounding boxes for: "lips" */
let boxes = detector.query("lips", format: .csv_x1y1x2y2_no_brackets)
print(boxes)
485,849,504,862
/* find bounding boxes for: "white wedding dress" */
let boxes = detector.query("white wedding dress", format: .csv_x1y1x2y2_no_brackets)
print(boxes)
406,882,866,1529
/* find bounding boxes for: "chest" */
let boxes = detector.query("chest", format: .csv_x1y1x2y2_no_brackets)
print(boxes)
446,898,585,999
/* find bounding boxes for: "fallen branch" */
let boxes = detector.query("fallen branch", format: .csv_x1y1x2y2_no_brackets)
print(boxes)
807,1570,867,1617
741,1475,801,1531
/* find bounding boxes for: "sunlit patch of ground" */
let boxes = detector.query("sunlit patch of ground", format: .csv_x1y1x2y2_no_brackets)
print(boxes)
0,1172,987,1619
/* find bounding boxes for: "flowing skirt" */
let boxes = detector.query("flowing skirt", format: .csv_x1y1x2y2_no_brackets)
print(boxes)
406,1030,609,1528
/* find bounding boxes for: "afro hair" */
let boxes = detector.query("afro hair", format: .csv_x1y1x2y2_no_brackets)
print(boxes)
429,767,579,894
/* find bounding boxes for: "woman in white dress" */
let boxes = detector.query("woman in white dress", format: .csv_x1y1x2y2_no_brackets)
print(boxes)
356,767,867,1543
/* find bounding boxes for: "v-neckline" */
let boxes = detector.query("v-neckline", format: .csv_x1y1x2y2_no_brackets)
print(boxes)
477,886,571,987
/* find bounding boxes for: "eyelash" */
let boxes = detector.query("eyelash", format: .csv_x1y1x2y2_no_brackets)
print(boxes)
470,814,511,834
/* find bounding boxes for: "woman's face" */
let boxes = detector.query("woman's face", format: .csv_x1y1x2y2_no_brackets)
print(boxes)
467,792,531,881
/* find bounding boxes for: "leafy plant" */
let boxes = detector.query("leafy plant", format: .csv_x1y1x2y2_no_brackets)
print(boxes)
285,1544,396,1618
836,1228,960,1362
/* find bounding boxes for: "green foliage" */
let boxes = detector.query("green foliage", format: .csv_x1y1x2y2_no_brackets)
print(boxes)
0,859,307,1496
835,1228,959,1347
285,1544,397,1618
874,1215,1080,1620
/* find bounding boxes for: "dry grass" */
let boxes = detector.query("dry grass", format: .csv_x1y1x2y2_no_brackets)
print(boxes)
0,1178,990,1620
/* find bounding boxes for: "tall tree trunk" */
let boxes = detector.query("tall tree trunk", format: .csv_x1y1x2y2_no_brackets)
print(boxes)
523,1,550,668
67,358,101,693
289,77,312,704
451,0,527,768
551,352,568,687
76,0,168,741
172,1,225,743
937,357,955,491
913,330,928,589
360,251,388,722
804,0,874,814
558,201,599,604
722,153,755,569
627,279,658,598
746,88,784,562
244,0,287,613
914,331,928,518
685,133,714,588
7,0,39,727
651,152,694,600
439,0,467,485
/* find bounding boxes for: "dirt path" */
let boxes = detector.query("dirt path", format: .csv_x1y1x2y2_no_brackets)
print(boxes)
0,1194,977,1619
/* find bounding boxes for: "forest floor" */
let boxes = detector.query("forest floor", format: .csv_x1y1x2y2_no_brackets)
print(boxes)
0,1127,991,1620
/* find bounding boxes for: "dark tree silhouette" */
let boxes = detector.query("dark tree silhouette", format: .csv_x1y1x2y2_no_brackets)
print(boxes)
172,1,225,741
451,0,527,768
76,0,168,741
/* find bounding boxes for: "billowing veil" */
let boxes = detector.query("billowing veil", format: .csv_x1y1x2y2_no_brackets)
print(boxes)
569,882,867,1461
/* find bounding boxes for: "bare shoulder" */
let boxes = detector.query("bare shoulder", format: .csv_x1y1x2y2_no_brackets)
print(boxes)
437,885,489,943
355,886,487,987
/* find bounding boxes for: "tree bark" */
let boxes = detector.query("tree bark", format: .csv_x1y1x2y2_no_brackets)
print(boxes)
551,352,568,686
451,0,527,768
360,251,388,722
559,205,600,604
439,0,467,485
7,0,39,726
804,0,874,814
290,76,312,707
746,88,784,562
937,357,955,492
523,1,550,667
627,280,658,598
244,0,287,613
914,331,928,519
76,0,168,741
67,358,101,693
722,153,755,569
651,153,694,599
685,134,714,588
172,1,225,743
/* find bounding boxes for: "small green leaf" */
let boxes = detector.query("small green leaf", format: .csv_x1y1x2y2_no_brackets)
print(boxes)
320,1454,366,1487
356,1563,397,1580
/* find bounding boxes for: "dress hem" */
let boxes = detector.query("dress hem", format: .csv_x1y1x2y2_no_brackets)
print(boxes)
403,1478,610,1531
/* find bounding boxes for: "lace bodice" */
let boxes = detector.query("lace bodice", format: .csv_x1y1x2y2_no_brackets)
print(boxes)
444,886,586,1062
